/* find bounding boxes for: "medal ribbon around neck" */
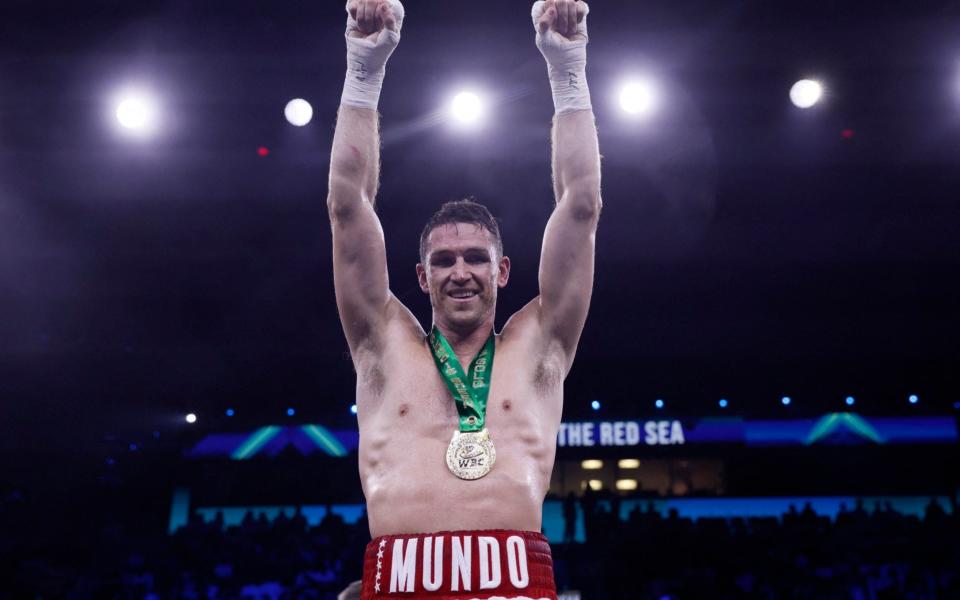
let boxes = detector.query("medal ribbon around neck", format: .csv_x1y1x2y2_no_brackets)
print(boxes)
429,325,495,432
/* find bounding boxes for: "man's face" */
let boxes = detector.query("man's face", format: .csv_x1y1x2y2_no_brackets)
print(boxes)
416,222,510,332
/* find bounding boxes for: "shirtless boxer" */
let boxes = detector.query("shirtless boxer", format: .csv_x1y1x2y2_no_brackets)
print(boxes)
328,1,600,598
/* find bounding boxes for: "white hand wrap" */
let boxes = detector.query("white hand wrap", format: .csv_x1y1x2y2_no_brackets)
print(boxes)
532,1,591,114
341,0,405,110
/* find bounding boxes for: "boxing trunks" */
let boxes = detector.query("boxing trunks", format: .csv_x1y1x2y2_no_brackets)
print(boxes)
360,529,557,600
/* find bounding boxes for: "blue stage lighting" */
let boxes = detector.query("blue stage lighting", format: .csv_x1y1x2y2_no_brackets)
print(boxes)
287,407,296,417
591,400,601,411
655,399,664,409
129,443,137,451
350,404,358,415
719,399,728,408
954,401,960,411
781,396,792,406
845,396,855,407
225,408,235,417
908,394,919,404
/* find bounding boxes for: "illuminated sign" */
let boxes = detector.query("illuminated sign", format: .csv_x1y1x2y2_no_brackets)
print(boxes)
558,421,686,447
556,414,957,448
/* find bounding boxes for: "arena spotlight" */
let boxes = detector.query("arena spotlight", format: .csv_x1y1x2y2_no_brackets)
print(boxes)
350,404,358,415
587,480,603,491
286,407,296,417
655,399,665,409
185,413,197,424
591,400,601,411
448,91,486,126
616,479,639,491
790,79,823,109
618,79,658,117
618,459,640,469
845,396,856,407
114,90,159,134
781,396,792,406
225,408,235,417
718,399,728,409
582,460,603,470
284,98,314,127
908,394,919,405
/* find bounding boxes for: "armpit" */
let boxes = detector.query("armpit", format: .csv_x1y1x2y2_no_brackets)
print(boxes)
533,355,564,394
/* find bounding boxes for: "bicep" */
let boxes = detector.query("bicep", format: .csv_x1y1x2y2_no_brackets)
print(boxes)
538,197,599,367
329,190,391,352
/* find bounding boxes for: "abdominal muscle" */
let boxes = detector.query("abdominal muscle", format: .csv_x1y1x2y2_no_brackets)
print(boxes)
357,341,559,538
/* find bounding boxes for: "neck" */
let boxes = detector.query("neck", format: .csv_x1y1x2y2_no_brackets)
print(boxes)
433,314,495,362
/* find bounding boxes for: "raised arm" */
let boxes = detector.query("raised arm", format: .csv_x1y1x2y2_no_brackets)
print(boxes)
533,0,602,371
327,0,404,354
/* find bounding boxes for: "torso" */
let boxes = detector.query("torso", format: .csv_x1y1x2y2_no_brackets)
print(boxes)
355,298,566,538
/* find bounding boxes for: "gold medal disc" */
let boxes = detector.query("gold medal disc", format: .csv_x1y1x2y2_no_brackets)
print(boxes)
446,429,496,480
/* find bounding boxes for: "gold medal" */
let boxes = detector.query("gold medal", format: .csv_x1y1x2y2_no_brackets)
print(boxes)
446,428,496,480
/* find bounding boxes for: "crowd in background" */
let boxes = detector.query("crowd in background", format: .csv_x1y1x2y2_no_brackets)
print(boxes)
3,482,958,599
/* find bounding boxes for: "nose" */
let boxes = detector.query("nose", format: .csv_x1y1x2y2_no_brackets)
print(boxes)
451,258,470,282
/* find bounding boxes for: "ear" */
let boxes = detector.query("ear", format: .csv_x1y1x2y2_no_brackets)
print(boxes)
496,255,511,288
416,263,430,294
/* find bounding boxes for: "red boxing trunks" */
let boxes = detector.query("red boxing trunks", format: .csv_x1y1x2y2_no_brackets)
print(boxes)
360,529,557,600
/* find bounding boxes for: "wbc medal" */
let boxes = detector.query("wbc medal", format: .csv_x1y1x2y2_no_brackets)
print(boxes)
429,326,497,481
446,428,496,480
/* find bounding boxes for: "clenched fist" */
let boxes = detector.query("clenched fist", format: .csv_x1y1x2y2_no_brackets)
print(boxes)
341,0,405,109
531,0,592,114
347,0,402,42
534,0,588,41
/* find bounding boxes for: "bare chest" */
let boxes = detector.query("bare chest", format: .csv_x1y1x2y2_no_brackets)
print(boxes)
357,339,562,441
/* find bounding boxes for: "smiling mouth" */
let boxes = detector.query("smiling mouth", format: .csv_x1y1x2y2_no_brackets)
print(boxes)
448,290,479,300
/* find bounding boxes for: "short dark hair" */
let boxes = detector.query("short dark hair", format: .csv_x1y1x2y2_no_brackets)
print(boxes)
419,198,503,264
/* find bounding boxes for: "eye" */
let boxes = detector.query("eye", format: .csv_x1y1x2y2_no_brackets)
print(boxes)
466,253,489,264
431,255,454,267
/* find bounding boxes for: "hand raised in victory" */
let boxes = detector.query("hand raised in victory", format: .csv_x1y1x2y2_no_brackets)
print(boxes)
531,1,592,113
534,0,588,43
341,0,405,109
347,0,403,42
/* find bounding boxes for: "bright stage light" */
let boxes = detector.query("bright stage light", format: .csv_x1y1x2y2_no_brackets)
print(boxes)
350,404,358,415
582,460,603,470
790,79,823,109
115,92,159,133
449,91,485,125
908,394,919,405
781,396,792,406
845,396,856,407
185,413,197,424
718,399,728,409
284,98,313,127
655,399,664,409
618,80,657,117
618,459,640,469
587,480,603,491
591,400,601,411
286,407,296,417
616,479,638,491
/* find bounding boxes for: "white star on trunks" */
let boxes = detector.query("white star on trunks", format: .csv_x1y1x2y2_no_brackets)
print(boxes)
377,549,384,558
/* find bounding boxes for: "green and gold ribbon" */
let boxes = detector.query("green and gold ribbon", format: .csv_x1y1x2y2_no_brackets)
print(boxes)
429,326,495,433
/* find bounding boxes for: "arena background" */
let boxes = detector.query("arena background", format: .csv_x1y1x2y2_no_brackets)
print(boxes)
1,0,958,597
